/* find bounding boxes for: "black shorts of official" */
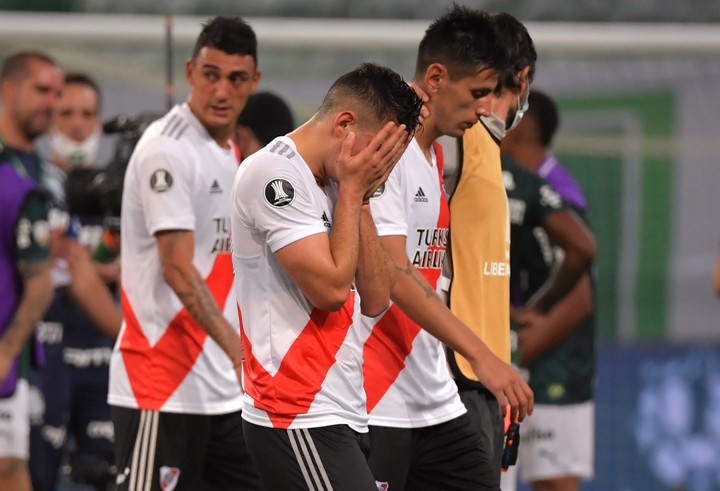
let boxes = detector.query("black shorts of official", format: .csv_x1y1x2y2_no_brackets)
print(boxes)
243,419,378,491
458,386,504,491
111,406,261,491
368,412,494,491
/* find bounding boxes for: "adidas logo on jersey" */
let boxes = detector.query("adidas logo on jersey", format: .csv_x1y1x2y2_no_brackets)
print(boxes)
321,211,331,229
210,179,222,194
414,187,428,203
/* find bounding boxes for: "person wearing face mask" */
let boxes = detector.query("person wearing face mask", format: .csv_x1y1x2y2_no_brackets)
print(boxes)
29,72,122,491
49,73,103,172
439,12,537,490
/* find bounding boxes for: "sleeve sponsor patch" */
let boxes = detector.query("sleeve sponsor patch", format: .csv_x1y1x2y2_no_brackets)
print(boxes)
264,178,295,208
150,168,174,193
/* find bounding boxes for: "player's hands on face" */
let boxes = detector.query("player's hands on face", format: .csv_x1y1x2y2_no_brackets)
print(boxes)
469,351,534,423
335,122,409,202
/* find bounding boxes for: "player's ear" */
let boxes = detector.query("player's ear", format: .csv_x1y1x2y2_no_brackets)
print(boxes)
185,59,194,84
333,110,357,138
424,63,447,93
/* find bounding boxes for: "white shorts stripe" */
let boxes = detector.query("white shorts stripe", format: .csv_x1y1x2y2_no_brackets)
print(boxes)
301,428,333,491
128,410,146,490
288,429,317,491
128,410,160,491
143,411,160,491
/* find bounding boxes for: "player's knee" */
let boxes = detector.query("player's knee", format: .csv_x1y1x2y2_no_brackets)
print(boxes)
0,456,25,475
0,456,31,489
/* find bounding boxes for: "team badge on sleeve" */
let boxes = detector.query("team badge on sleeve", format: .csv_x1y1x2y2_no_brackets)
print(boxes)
370,183,385,199
150,169,174,193
264,178,295,208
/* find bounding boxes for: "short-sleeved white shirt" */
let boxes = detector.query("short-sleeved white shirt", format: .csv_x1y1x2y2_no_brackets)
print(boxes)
108,103,242,414
232,137,369,432
362,138,466,428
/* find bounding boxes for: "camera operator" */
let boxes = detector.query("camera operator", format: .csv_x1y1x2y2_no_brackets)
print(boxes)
29,72,121,491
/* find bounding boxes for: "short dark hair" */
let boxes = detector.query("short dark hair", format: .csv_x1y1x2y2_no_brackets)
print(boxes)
1,51,58,82
527,90,559,147
192,16,257,65
237,91,295,146
63,72,102,112
318,63,422,135
416,5,506,81
488,12,537,92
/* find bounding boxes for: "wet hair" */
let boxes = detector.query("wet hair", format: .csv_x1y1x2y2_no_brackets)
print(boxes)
527,89,559,147
63,72,102,112
488,12,537,92
191,16,257,64
318,63,423,135
415,5,506,81
1,51,58,82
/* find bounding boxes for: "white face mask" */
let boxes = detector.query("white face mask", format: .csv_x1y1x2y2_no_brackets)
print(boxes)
480,113,508,141
507,91,530,133
49,127,101,168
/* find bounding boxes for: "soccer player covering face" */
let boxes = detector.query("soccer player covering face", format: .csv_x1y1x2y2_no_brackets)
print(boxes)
108,17,262,491
362,6,533,490
231,63,420,491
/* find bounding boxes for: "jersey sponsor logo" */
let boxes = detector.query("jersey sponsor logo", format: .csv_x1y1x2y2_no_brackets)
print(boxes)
508,198,527,225
210,179,223,194
321,211,331,229
211,217,232,254
86,420,114,441
483,261,510,277
150,168,174,193
264,178,295,208
376,481,390,490
539,184,563,209
412,228,448,269
414,187,428,202
62,347,113,368
16,218,32,249
159,466,181,491
522,427,555,444
371,183,385,199
503,170,516,191
33,219,51,247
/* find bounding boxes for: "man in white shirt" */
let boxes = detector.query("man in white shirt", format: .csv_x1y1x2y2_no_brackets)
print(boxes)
232,63,420,491
108,16,261,491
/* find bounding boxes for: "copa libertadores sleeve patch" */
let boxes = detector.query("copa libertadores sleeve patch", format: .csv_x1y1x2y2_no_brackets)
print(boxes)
150,168,174,193
264,178,295,208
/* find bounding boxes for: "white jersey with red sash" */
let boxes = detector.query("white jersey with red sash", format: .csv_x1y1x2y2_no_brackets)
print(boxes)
109,103,242,414
231,137,369,432
362,139,466,428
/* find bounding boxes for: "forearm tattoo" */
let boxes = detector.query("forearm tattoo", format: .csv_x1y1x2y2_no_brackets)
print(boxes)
394,259,441,301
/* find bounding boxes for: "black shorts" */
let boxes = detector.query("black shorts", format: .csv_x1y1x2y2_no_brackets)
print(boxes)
112,406,261,491
367,412,491,491
243,420,377,491
458,387,504,491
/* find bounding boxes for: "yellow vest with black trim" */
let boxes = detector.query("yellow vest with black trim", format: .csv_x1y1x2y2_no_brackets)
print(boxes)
448,121,511,382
